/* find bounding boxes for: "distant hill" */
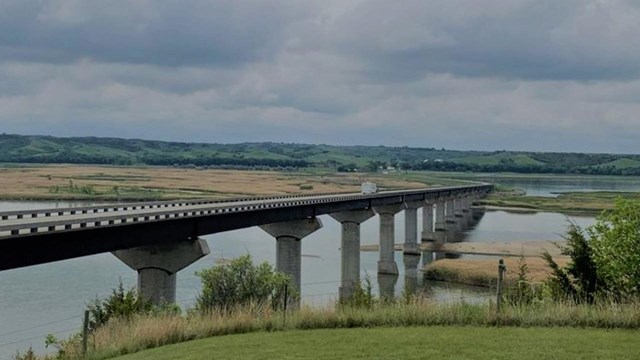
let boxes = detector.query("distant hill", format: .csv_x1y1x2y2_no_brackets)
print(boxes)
1,134,640,175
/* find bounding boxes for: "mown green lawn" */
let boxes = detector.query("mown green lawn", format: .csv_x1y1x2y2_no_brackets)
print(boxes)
112,326,640,360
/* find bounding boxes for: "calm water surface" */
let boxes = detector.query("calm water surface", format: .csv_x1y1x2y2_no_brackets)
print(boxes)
0,193,596,358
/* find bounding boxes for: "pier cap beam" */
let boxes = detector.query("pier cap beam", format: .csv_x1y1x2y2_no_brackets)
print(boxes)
113,238,210,305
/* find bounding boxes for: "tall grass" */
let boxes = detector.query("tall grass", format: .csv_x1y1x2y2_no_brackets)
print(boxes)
40,299,640,360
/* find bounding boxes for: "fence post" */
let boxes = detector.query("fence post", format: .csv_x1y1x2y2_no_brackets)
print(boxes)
496,259,506,313
282,283,289,328
82,310,90,357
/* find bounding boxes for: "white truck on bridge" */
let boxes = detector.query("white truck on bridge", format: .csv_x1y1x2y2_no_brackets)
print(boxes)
361,182,378,194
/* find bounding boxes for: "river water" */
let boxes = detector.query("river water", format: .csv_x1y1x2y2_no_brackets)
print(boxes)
0,175,634,358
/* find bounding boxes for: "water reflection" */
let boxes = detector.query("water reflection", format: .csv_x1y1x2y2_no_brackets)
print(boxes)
403,254,421,295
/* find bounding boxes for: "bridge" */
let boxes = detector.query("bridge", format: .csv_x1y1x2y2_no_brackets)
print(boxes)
0,183,491,306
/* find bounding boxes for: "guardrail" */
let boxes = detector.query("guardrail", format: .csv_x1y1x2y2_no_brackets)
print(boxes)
0,184,492,238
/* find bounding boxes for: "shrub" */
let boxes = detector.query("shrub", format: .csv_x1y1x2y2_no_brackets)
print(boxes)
504,254,543,305
195,255,295,312
543,223,600,303
589,199,640,298
86,280,153,332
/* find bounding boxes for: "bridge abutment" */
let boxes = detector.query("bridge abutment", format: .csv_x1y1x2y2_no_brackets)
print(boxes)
374,204,403,275
113,238,210,305
260,218,323,308
329,209,375,302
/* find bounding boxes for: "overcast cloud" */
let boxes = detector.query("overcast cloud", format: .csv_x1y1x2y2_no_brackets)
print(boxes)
1,0,640,152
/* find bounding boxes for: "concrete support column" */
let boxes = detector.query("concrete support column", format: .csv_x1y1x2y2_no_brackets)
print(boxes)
434,199,446,244
113,238,210,305
421,202,435,242
374,204,404,275
403,201,423,255
421,201,435,266
260,218,323,301
462,195,473,229
445,197,456,225
454,197,465,232
378,273,398,301
329,209,375,301
434,199,447,260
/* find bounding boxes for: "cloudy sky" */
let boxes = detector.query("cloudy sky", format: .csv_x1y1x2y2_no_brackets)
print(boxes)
1,0,640,153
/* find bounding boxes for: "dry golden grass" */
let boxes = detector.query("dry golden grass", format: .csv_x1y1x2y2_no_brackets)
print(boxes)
361,240,564,257
0,165,426,200
425,256,570,287
30,300,640,360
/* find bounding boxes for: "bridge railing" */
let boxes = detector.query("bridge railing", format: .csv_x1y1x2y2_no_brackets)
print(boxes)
0,184,492,238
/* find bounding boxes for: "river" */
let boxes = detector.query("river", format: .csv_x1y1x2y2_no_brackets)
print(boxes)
0,176,634,358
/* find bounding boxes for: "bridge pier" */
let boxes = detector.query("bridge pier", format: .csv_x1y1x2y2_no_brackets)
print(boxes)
454,197,466,232
260,218,323,308
420,202,435,265
434,199,447,260
113,238,210,305
329,209,375,302
421,202,435,242
374,204,404,275
403,201,423,255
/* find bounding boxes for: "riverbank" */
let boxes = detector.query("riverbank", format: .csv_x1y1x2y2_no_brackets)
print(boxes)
478,191,635,214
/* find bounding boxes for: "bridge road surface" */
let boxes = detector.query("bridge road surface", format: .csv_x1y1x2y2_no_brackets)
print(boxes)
0,191,372,237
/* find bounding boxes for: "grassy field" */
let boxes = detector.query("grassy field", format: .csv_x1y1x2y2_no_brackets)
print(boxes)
0,165,428,201
109,326,640,360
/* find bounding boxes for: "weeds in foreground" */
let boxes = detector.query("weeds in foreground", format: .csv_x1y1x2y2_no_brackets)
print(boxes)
17,298,640,360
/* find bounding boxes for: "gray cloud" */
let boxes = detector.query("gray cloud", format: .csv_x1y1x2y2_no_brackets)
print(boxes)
1,0,640,153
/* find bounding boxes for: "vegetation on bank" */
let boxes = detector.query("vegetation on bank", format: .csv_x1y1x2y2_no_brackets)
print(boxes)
4,134,640,176
480,191,640,213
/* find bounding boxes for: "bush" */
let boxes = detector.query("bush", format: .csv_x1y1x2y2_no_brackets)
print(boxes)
195,255,295,312
543,223,599,303
543,200,640,302
86,280,153,332
589,199,640,298
340,276,376,309
504,254,544,305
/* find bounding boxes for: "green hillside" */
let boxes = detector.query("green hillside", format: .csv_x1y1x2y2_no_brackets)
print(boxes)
594,158,640,169
1,134,640,175
450,152,544,166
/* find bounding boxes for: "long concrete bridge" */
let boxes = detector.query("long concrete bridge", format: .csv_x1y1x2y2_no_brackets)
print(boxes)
0,184,491,305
